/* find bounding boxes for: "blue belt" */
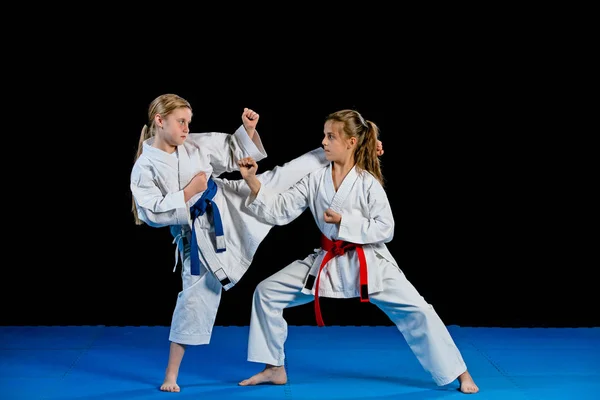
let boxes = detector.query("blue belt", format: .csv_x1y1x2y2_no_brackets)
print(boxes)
189,177,225,275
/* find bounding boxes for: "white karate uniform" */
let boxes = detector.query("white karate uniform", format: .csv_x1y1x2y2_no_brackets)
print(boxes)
244,164,468,386
130,126,329,345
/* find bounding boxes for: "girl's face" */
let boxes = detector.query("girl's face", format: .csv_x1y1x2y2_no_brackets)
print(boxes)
322,120,353,162
156,107,192,148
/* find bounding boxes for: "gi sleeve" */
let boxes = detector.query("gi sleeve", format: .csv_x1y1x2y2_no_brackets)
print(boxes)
245,174,311,226
337,178,394,244
130,166,189,228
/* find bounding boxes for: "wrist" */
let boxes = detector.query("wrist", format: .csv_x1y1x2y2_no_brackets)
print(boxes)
244,125,255,137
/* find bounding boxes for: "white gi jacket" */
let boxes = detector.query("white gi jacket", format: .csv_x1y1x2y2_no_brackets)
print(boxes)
131,126,328,290
245,163,399,298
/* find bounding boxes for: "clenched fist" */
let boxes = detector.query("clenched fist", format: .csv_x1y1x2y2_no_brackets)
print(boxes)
238,157,259,180
323,208,341,224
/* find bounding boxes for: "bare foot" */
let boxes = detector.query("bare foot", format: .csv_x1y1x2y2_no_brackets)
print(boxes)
239,365,287,386
458,370,479,394
160,373,180,393
159,342,185,392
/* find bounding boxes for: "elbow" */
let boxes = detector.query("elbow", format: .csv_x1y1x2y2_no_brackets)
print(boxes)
146,220,165,228
142,217,164,228
138,213,166,229
383,223,395,243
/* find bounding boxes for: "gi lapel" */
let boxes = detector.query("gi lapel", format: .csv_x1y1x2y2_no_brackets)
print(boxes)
142,140,179,170
323,166,359,239
177,144,193,191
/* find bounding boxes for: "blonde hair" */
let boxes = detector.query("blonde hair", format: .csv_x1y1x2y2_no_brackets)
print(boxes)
132,94,192,225
325,109,384,186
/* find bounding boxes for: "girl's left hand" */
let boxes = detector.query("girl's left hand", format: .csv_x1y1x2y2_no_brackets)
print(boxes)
238,157,259,179
376,140,384,156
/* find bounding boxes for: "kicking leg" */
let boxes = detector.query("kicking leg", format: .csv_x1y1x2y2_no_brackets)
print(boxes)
256,148,327,192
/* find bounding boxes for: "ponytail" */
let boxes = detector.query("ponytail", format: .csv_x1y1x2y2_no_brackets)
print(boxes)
132,124,152,225
354,120,384,186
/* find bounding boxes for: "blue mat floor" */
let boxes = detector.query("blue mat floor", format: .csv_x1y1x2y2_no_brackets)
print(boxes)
1,325,598,399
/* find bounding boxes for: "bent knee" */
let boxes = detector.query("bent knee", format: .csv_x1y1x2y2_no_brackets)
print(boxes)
254,277,289,303
255,279,275,297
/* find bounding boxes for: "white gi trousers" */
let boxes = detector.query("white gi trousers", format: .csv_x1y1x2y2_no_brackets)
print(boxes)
246,254,468,386
169,242,223,345
166,148,330,346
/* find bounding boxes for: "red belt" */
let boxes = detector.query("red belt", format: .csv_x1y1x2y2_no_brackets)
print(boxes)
313,234,369,327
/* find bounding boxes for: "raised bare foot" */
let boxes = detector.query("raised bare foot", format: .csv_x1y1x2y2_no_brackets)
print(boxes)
239,365,287,386
458,370,479,394
160,374,180,392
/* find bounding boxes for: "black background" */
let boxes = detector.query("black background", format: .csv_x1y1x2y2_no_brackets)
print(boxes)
2,31,593,329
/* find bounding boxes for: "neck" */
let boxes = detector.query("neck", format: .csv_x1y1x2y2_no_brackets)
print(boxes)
152,137,177,154
332,156,355,177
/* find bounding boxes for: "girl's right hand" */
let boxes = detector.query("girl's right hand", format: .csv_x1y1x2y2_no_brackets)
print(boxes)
189,171,208,194
183,171,208,201
238,157,258,179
